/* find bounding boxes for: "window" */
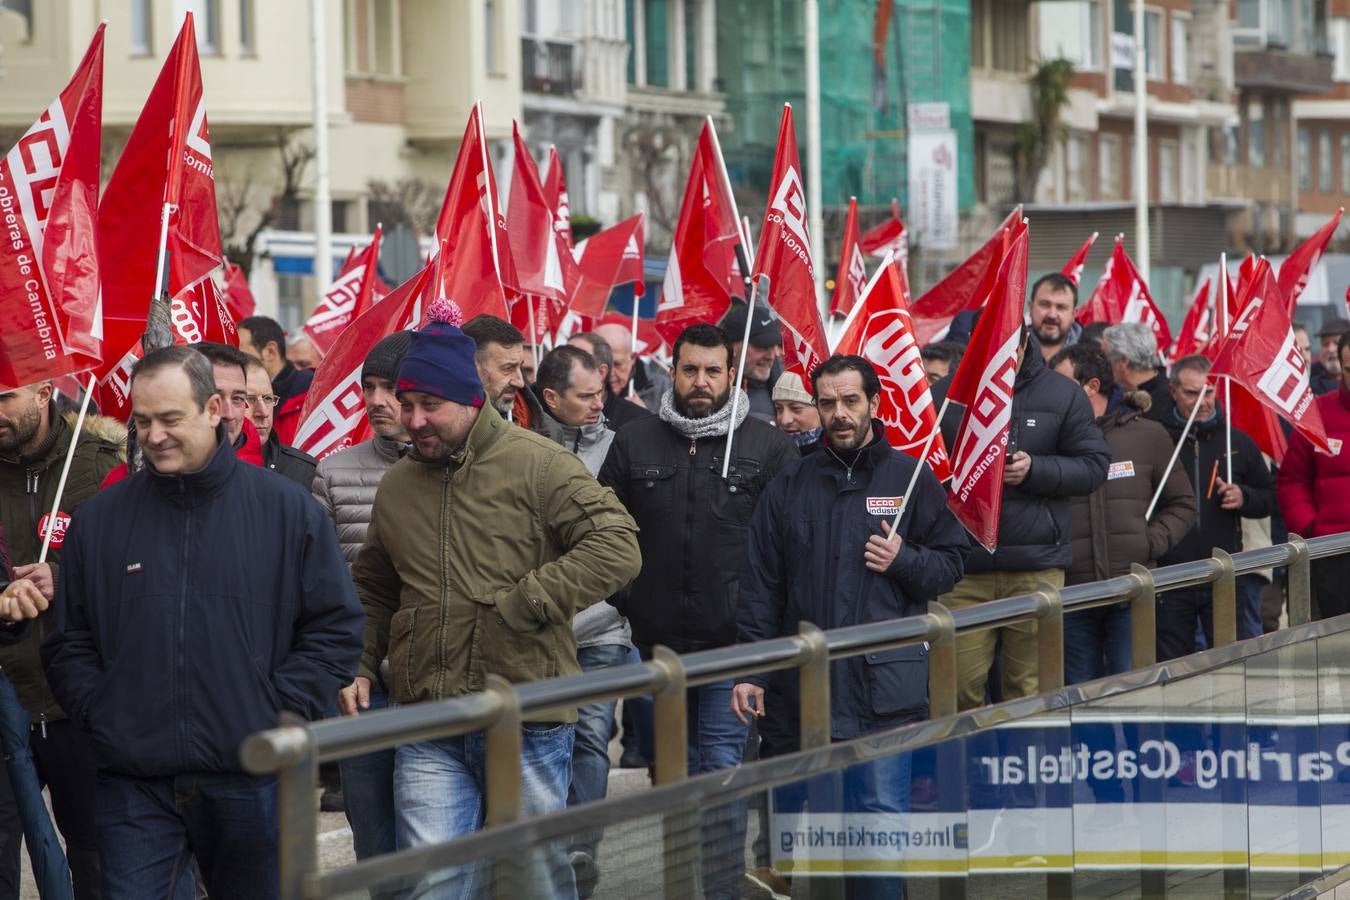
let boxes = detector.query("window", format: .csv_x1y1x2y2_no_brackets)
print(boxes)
0,0,32,41
238,0,254,54
1237,0,1261,30
1268,0,1293,47
1171,13,1189,85
1159,139,1178,202
1342,134,1350,194
624,0,636,82
1144,9,1164,80
1298,128,1312,190
645,0,669,87
374,0,396,74
1335,19,1350,82
972,0,1030,72
345,0,401,76
1320,131,1334,192
277,276,303,332
130,0,152,54
485,0,498,73
187,0,220,54
1248,98,1266,168
1066,133,1087,202
523,0,538,34
1100,134,1122,199
1037,1,1101,70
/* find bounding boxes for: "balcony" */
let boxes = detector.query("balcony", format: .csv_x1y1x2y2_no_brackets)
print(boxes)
521,37,579,96
1234,44,1334,93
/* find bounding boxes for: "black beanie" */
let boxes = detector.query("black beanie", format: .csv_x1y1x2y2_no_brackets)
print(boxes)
362,331,414,383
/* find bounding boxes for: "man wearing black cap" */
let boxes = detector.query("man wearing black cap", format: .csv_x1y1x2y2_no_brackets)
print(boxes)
348,300,641,898
313,330,412,885
721,303,783,422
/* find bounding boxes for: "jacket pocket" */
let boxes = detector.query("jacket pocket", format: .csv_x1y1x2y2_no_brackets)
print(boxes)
472,603,559,687
863,644,929,718
709,458,762,525
627,463,676,520
387,607,417,701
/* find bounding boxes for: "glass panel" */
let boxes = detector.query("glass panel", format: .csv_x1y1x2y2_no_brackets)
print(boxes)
130,0,152,55
1318,628,1350,877
645,0,669,87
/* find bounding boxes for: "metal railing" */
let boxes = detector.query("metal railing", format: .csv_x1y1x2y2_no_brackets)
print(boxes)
242,531,1350,898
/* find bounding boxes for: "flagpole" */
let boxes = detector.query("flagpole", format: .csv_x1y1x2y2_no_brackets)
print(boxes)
310,0,333,295
526,296,541,377
887,396,952,538
831,250,894,353
1147,383,1206,520
629,294,641,400
704,116,756,300
1220,252,1233,483
723,275,768,479
150,201,173,307
38,373,97,564
804,0,824,307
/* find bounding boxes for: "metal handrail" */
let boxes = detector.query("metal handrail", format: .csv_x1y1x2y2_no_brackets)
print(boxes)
242,531,1350,898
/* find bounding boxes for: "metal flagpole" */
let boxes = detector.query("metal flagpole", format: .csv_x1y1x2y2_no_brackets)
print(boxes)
310,0,332,295
38,373,98,563
1220,252,1232,483
1133,0,1150,285
629,294,640,400
804,0,824,307
887,396,952,538
722,276,769,479
1147,384,1206,520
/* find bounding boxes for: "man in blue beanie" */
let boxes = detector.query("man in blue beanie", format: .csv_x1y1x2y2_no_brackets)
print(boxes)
348,299,642,899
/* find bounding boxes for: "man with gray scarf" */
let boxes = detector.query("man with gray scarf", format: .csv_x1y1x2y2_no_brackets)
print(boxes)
599,323,796,899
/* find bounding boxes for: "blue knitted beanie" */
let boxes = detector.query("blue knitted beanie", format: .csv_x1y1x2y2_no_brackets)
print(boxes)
395,299,485,408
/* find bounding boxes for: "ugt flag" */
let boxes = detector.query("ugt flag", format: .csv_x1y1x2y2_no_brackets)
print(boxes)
0,25,105,391
302,227,384,357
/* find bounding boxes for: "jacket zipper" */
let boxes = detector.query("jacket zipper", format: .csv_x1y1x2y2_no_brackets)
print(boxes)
437,467,450,696
684,439,697,601
176,483,191,766
25,466,38,524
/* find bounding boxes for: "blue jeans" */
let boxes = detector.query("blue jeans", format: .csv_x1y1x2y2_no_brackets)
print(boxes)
688,681,748,900
1063,602,1133,685
339,691,398,867
394,724,576,899
1237,573,1265,640
0,674,71,900
95,771,278,900
567,644,630,857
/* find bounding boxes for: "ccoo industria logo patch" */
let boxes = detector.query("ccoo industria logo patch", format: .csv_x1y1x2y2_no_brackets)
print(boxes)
866,496,903,516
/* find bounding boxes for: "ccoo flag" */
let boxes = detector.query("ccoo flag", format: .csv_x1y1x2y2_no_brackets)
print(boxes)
829,196,868,319
1078,236,1173,353
0,25,105,391
302,227,384,357
1277,208,1341,313
1060,232,1098,288
945,220,1030,551
752,104,829,376
909,206,1021,347
860,198,908,267
1169,276,1213,364
833,254,951,480
570,213,645,319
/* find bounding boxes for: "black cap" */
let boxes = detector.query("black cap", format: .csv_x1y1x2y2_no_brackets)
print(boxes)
362,330,414,383
720,303,782,348
1319,318,1350,340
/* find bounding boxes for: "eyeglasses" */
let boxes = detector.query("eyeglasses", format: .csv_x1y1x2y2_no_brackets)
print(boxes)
227,393,279,409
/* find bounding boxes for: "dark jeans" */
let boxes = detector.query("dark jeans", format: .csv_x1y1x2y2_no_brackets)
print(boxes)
567,643,630,858
0,674,71,900
338,691,399,899
1237,573,1265,640
1157,586,1213,662
31,722,100,900
95,772,278,900
1313,554,1350,620
1063,601,1132,685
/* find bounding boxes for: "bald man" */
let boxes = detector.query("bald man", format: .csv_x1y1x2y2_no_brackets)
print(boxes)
594,323,671,412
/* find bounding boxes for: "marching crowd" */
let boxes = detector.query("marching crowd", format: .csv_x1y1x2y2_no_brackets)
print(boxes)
0,269,1348,900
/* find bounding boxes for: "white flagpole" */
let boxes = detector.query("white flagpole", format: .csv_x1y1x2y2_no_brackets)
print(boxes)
38,373,97,564
722,275,768,479
887,396,952,538
629,294,640,400
1220,252,1233,483
831,250,893,353
151,201,173,307
526,296,541,377
1147,383,1206,520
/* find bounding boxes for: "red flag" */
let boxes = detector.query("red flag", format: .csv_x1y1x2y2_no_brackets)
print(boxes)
0,26,104,391
1278,209,1341,312
224,262,256,320
1169,277,1213,364
945,221,1030,551
909,206,1022,346
96,13,234,418
1060,232,1098,288
507,124,578,303
1210,257,1339,456
542,146,573,249
1078,237,1173,352
432,104,517,321
833,256,951,480
301,227,384,356
752,105,828,376
571,214,645,319
655,120,742,345
829,197,868,319
860,198,908,266
294,262,435,460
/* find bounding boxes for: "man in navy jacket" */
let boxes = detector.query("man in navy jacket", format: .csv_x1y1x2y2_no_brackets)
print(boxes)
41,346,363,900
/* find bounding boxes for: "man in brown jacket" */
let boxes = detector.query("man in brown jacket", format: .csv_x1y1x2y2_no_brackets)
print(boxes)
1051,345,1196,683
347,300,641,899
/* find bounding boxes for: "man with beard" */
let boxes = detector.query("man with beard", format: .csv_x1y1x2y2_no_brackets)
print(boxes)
599,323,796,899
720,304,783,422
1028,272,1080,362
735,354,967,900
0,381,121,898
462,315,529,421
315,331,412,887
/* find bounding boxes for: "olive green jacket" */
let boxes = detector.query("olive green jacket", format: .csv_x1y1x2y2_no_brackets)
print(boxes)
352,404,640,717
0,407,124,721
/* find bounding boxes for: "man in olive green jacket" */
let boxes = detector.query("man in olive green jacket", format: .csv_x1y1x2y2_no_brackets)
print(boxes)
346,301,640,899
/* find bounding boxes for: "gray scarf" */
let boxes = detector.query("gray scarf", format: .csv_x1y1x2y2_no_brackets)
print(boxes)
658,388,751,440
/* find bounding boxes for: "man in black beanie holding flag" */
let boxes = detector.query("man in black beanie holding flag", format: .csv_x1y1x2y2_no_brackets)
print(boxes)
349,299,641,899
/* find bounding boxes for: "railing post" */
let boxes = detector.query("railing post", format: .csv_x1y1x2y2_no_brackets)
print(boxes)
1129,563,1157,671
273,717,317,900
483,675,524,900
1287,533,1312,626
926,601,958,719
1211,548,1238,647
650,645,698,899
1035,582,1065,693
796,622,831,750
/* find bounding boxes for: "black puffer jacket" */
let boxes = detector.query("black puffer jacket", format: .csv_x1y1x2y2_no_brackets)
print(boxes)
599,410,798,653
262,429,318,488
933,342,1110,573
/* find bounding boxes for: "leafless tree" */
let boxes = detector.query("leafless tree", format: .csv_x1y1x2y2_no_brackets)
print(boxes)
364,178,442,235
217,129,315,276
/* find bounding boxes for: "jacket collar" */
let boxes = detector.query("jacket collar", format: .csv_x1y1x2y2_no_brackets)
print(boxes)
147,423,238,502
819,419,891,474
534,403,609,450
0,402,67,469
372,433,409,463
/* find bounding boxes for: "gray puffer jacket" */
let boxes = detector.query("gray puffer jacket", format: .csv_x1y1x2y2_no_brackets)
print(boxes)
532,408,631,649
311,435,407,566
